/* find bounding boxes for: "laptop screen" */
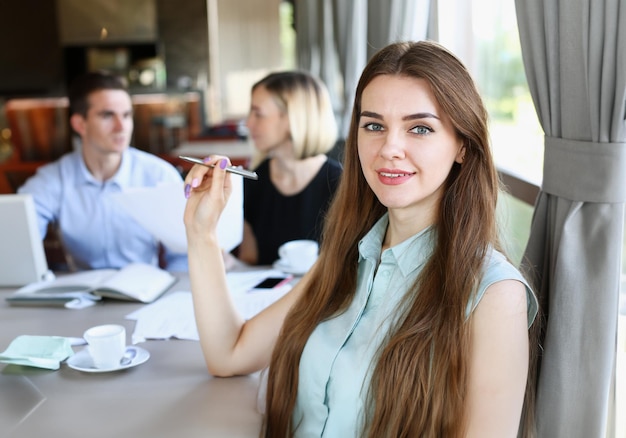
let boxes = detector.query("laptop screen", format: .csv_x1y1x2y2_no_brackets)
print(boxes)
0,194,50,286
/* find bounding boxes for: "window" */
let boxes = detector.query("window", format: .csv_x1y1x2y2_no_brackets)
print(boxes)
439,2,624,435
280,0,296,69
438,0,543,186
438,0,541,263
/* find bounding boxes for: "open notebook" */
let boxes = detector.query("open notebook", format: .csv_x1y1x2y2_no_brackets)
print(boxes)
0,194,51,287
6,263,177,307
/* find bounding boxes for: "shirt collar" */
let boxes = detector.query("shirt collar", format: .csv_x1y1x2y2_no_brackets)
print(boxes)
358,213,435,276
110,148,133,187
389,227,434,276
76,148,132,189
358,214,388,262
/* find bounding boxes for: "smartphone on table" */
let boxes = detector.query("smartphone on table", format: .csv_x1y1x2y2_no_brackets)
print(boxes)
252,276,293,289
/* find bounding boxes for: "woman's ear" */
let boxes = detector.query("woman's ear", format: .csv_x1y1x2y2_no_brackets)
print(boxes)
455,144,466,164
70,113,86,136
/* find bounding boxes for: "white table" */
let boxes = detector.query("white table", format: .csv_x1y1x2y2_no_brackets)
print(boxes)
0,274,262,438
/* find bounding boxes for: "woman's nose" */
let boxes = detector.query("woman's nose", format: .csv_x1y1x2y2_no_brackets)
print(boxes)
378,131,405,160
245,113,255,130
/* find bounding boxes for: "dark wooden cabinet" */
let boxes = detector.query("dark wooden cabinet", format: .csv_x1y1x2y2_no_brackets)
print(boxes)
0,1,64,97
0,91,204,194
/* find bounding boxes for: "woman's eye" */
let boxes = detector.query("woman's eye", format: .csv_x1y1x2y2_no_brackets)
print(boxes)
410,125,433,135
363,122,384,131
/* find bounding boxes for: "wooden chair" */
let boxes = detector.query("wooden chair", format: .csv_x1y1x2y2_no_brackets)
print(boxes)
1,98,72,194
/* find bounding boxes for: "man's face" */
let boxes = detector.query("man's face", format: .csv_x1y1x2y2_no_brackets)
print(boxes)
72,89,133,156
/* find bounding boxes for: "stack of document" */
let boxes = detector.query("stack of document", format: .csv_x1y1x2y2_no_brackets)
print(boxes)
126,269,292,343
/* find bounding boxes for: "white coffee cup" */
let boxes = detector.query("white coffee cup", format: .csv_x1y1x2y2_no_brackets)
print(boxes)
278,239,319,272
83,324,126,369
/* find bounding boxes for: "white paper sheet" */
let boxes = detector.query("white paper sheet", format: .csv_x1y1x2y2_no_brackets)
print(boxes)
126,291,198,343
126,269,292,343
110,178,243,253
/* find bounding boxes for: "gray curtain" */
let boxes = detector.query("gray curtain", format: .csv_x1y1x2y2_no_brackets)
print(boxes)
294,0,437,137
515,1,626,437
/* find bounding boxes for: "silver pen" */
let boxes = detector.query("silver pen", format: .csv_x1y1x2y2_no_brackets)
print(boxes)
178,155,258,180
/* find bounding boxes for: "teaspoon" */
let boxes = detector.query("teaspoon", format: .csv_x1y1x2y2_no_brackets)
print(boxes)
120,348,137,366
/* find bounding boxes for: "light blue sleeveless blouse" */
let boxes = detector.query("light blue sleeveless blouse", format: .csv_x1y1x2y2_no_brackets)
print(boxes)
292,214,538,437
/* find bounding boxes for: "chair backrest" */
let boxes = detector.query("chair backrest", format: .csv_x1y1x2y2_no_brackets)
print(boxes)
4,92,203,160
4,98,72,162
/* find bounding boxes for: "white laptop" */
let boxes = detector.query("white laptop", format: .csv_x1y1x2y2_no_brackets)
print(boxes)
0,194,50,286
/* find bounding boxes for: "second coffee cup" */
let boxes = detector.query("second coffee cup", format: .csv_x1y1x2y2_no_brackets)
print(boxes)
278,239,319,273
83,324,126,369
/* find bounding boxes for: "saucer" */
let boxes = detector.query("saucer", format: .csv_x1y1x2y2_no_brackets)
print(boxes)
66,346,149,373
272,259,313,276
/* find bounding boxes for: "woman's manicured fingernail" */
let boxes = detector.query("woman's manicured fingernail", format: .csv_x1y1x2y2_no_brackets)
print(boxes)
220,158,228,169
203,156,212,164
191,177,199,188
184,183,191,199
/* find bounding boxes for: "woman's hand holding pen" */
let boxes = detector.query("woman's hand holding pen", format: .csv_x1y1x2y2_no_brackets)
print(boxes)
183,155,233,243
183,154,249,376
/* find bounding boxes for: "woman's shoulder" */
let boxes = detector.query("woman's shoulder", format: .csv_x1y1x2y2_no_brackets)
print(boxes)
303,157,342,193
467,248,538,325
245,159,271,192
480,250,535,299
254,158,271,173
323,156,343,173
314,156,343,183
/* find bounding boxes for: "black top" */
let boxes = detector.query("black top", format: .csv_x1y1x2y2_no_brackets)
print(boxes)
244,158,343,265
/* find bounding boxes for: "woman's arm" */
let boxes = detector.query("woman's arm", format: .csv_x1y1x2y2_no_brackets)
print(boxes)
465,279,529,437
237,220,259,265
184,156,306,377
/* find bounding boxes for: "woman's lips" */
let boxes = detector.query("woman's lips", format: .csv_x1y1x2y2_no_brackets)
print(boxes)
376,168,415,185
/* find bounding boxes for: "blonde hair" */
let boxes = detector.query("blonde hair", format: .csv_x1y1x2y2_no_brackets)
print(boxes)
250,71,337,166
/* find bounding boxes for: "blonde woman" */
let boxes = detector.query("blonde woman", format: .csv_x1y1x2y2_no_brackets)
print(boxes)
238,71,342,265
183,41,539,437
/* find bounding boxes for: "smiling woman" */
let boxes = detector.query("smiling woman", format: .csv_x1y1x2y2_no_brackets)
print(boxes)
183,40,539,438
357,75,464,234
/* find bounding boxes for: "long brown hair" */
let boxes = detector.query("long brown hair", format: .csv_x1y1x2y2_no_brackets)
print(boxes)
263,40,533,437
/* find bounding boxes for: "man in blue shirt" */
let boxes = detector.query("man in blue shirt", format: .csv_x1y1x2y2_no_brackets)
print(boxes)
18,72,187,272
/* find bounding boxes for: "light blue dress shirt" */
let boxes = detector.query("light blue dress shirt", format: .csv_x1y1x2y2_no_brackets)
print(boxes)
18,147,188,272
294,214,538,437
